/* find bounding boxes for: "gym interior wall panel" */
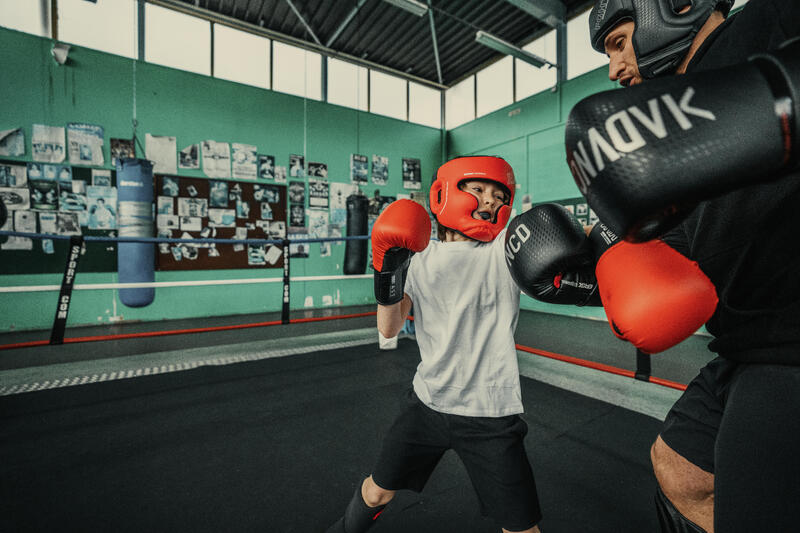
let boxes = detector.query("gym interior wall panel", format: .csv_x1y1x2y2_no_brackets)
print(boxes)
134,61,307,181
527,125,583,203
0,271,288,332
558,67,618,117
0,26,442,332
0,30,134,159
447,88,561,160
297,100,441,310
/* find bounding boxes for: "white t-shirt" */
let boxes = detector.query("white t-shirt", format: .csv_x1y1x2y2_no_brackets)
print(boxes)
405,229,523,417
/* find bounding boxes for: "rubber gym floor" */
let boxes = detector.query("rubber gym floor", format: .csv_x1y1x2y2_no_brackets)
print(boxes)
0,308,713,532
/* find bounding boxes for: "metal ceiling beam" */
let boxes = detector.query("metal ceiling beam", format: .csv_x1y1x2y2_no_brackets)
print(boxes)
325,0,369,48
556,21,567,83
475,30,557,69
242,0,256,21
145,0,447,89
503,0,565,27
255,0,268,25
284,0,322,45
427,0,442,84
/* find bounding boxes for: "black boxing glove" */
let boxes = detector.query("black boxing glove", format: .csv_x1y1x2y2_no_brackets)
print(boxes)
565,38,800,242
504,203,600,306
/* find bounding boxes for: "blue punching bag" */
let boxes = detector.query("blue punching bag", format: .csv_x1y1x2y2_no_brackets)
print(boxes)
116,158,155,307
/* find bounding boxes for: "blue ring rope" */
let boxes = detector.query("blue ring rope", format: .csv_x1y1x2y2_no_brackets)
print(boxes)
0,231,371,246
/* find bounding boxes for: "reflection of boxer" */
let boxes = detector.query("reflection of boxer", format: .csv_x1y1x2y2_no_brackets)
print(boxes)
567,1,800,531
326,157,542,533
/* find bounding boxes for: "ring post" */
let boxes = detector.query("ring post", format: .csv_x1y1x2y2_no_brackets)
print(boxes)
50,235,84,345
635,349,652,382
281,238,290,324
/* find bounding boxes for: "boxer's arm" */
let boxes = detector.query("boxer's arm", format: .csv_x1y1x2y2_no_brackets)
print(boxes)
371,199,431,305
372,199,429,338
565,38,800,241
660,223,690,258
377,294,413,339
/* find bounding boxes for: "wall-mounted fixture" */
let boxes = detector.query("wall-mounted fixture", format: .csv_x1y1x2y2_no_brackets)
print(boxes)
51,42,71,66
383,0,428,17
475,31,556,69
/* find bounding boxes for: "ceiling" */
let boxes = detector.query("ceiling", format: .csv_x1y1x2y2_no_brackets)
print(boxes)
169,0,594,87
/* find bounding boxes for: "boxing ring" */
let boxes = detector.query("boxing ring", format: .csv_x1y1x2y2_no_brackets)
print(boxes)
0,230,714,532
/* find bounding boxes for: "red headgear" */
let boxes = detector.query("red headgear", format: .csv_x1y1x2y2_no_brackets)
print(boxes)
429,156,516,242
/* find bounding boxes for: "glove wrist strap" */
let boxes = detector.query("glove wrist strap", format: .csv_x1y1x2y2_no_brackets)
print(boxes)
587,222,621,259
374,249,411,305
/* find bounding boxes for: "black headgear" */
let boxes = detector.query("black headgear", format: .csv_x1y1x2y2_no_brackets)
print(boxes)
589,0,734,78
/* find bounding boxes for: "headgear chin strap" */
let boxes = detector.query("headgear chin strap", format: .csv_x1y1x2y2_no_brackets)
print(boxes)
589,0,734,78
429,156,516,242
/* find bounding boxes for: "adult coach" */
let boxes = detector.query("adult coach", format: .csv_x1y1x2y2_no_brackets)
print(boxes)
572,0,800,531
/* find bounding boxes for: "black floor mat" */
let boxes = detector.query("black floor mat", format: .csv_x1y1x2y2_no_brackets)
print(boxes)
0,338,661,532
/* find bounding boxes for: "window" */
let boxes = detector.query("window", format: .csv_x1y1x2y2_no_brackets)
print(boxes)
516,30,557,100
408,82,441,128
145,3,211,76
445,75,475,130
0,0,51,38
476,56,513,117
58,0,137,59
272,41,322,100
567,8,608,79
214,24,270,89
327,57,368,111
369,70,407,121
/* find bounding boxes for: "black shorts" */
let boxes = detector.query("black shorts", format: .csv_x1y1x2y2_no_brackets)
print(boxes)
660,356,800,531
371,389,541,531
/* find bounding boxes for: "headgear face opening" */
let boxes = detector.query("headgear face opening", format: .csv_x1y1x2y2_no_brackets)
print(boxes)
589,0,734,79
429,156,516,242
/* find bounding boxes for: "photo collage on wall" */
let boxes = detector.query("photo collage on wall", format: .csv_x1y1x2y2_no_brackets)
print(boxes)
540,196,598,227
350,154,368,185
371,155,388,185
110,138,135,167
155,174,287,270
307,177,330,257
0,156,117,261
288,178,307,257
402,158,421,190
0,121,428,274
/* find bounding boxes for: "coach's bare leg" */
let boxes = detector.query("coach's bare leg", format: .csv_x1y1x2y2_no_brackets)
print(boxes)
651,436,714,532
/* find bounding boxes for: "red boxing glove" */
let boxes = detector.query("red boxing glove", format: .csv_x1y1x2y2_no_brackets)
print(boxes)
590,224,718,354
371,200,431,305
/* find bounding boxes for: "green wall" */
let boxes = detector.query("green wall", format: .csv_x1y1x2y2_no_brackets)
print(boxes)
0,27,442,332
447,67,618,320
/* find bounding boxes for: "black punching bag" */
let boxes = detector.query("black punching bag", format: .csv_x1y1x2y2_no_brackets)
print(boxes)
344,194,368,274
0,197,7,244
